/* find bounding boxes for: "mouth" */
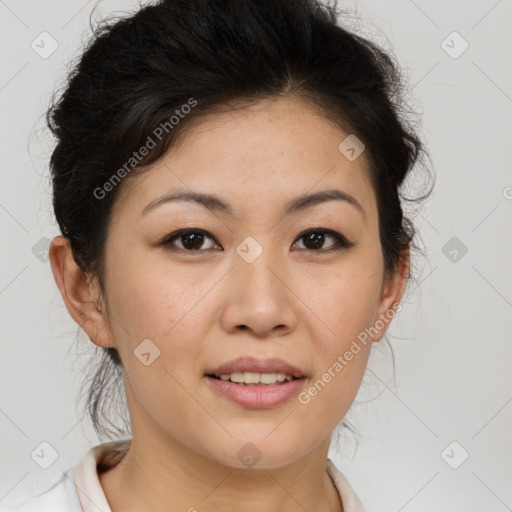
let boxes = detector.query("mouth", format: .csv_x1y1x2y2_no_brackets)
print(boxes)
204,357,308,408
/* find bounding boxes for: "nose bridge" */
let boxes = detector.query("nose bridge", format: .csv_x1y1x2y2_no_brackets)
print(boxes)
234,234,283,300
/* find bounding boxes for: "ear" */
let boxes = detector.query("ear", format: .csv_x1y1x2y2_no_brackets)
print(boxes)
49,235,116,350
372,248,410,342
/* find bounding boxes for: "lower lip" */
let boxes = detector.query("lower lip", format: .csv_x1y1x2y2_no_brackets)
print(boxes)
205,376,306,408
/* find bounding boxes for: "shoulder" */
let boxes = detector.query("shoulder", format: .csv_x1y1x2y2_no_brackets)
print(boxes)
3,439,130,512
326,458,366,512
4,470,82,512
72,440,127,511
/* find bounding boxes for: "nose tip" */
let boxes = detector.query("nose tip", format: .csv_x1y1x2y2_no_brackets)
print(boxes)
220,256,298,338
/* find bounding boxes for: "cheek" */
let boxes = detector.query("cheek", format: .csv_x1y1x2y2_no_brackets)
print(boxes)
302,254,384,340
298,253,383,405
104,247,216,377
108,238,205,326
107,260,212,433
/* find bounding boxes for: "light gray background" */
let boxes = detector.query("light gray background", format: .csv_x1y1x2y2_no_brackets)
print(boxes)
1,1,511,511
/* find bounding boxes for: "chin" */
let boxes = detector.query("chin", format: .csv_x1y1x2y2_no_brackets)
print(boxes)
207,432,310,470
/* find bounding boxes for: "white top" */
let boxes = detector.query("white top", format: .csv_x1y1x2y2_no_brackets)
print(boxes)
5,440,366,512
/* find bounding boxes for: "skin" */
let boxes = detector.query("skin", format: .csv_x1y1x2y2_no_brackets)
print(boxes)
49,95,408,512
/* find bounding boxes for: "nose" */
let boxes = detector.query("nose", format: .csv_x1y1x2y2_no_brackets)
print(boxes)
218,250,298,338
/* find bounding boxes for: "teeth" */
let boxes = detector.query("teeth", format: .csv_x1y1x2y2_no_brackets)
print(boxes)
217,372,295,385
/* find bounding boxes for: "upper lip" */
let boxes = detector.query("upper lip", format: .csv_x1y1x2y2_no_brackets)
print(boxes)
207,357,307,379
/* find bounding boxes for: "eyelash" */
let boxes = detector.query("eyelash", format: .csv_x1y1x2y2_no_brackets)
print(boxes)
159,228,354,254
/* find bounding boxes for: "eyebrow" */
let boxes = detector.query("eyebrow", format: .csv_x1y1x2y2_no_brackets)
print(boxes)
140,188,365,219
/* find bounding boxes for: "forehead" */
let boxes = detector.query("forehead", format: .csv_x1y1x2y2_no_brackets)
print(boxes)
114,95,377,221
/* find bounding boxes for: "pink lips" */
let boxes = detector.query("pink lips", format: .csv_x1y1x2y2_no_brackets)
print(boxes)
205,356,307,409
206,376,306,408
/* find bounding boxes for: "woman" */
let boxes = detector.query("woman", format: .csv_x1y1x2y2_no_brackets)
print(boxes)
7,0,430,510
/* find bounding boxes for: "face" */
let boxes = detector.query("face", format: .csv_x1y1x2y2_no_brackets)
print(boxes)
54,95,407,469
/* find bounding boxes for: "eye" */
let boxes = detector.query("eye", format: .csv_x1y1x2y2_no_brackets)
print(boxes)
292,228,354,253
160,229,220,253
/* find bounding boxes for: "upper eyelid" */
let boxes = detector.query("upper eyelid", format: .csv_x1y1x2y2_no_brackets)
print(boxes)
164,227,344,240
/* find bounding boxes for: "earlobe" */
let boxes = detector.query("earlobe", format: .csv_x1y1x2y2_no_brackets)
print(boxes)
372,248,410,342
49,235,114,349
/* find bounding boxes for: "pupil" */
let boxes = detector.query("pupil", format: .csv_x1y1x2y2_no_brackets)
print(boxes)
304,232,324,250
183,232,203,250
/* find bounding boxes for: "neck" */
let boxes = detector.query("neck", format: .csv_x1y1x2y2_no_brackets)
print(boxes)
98,433,344,512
